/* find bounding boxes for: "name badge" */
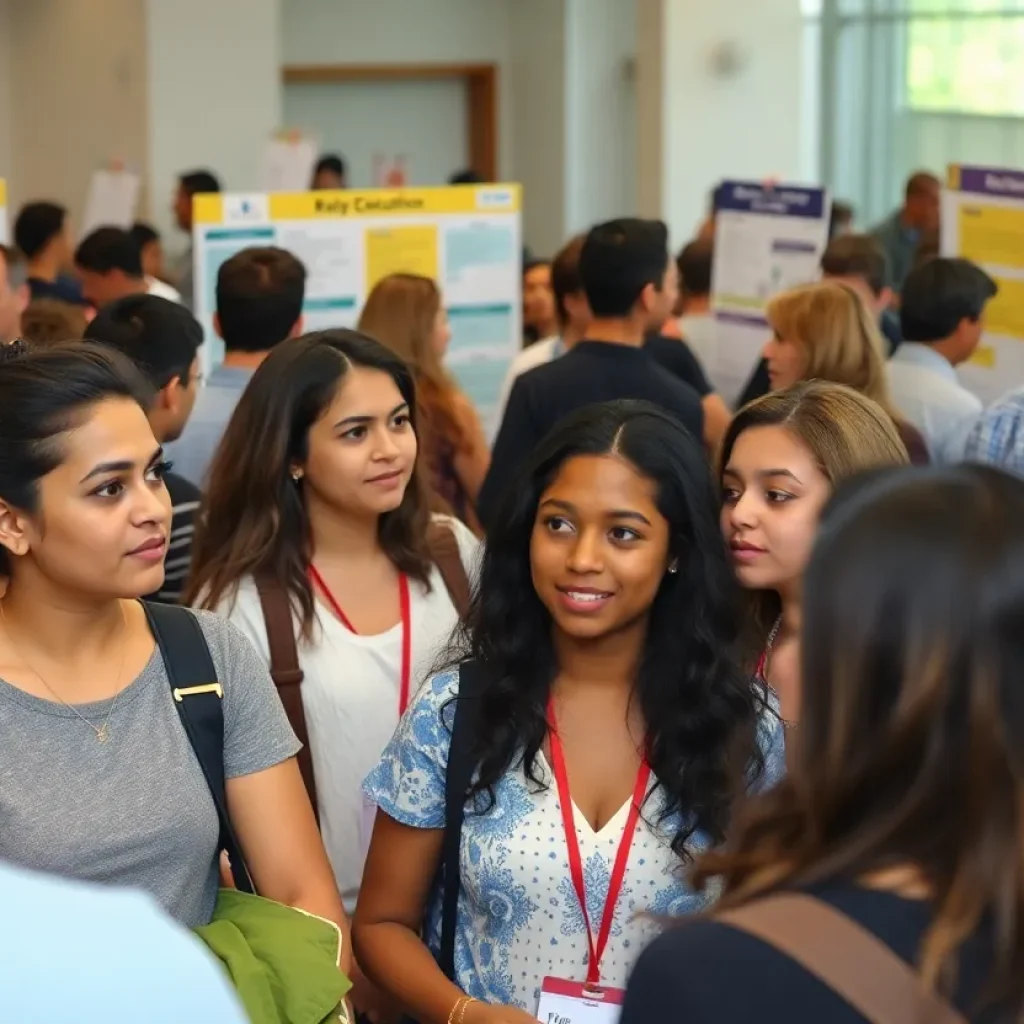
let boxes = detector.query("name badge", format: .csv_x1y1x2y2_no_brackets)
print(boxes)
536,978,624,1024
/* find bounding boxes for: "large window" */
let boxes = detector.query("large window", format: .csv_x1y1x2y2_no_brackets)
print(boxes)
906,0,1024,115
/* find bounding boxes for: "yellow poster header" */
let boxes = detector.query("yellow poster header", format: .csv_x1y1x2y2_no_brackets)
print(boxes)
194,184,520,225
0,179,6,207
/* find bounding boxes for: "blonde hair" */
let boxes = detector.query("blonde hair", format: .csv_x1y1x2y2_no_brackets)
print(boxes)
767,281,897,419
719,380,910,647
357,273,466,450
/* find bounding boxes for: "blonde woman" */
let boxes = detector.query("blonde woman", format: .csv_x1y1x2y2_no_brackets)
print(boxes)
762,281,929,464
359,274,490,532
719,382,910,724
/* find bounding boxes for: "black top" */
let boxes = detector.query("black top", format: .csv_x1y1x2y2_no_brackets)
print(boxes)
479,340,704,530
736,310,904,410
644,333,713,396
621,881,1003,1024
145,470,201,605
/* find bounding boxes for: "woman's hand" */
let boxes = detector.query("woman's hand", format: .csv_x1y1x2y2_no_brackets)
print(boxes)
350,962,402,1024
464,1000,540,1024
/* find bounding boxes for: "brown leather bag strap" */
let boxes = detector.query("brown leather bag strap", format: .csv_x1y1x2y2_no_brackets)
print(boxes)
426,521,471,618
254,577,319,824
716,893,968,1024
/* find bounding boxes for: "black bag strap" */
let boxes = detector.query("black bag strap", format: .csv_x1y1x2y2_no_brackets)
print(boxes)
143,602,254,895
438,659,484,980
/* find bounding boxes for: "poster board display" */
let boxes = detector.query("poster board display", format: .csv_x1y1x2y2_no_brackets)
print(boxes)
81,165,142,237
262,131,319,192
193,184,522,431
710,181,831,407
942,164,1024,404
0,179,8,247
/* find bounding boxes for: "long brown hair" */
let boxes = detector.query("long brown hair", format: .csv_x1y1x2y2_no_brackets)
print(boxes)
767,280,899,419
695,464,1024,1015
718,382,910,649
184,329,432,638
357,273,467,453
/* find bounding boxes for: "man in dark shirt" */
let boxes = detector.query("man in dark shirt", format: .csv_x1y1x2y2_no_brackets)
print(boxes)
84,295,204,604
13,202,87,306
479,218,704,530
737,232,903,409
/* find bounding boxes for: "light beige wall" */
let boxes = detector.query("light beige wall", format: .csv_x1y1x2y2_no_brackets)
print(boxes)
7,0,147,230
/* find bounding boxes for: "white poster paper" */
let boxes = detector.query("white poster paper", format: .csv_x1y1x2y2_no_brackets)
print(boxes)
81,167,141,236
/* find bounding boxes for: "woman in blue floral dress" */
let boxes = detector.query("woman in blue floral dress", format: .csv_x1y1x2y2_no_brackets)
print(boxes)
354,401,785,1024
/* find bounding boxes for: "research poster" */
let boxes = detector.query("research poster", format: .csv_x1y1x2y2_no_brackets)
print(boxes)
942,164,1024,404
0,179,8,247
193,184,522,431
710,181,831,407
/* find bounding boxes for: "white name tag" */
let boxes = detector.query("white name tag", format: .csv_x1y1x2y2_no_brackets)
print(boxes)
536,978,624,1024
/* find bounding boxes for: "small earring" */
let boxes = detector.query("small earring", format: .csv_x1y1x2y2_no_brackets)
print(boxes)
667,562,678,575
291,469,303,482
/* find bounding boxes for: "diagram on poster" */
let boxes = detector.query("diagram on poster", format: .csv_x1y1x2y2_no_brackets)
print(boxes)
192,184,522,431
710,181,831,407
943,164,1024,404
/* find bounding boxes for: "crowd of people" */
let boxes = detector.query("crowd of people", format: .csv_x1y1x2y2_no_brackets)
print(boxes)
0,163,1021,1024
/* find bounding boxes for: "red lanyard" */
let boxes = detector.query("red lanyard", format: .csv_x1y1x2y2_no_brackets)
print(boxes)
309,566,413,715
547,699,651,986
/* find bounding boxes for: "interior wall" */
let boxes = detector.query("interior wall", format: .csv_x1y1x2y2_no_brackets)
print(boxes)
146,0,282,249
637,0,805,246
281,0,513,186
6,0,148,231
564,0,637,236
507,0,568,258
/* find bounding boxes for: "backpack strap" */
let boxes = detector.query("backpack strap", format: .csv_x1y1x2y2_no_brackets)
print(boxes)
253,577,319,824
426,521,471,619
716,893,968,1024
437,659,484,980
143,602,254,895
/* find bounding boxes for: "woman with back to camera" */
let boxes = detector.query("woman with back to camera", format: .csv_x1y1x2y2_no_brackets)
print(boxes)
354,399,785,1024
623,463,1024,1023
358,273,490,532
0,341,345,935
186,329,479,1015
762,280,930,464
720,382,909,726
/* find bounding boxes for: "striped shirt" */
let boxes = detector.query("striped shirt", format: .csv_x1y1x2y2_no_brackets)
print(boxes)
147,471,201,604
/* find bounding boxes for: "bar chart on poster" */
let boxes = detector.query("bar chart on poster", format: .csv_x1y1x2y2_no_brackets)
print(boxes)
192,184,522,430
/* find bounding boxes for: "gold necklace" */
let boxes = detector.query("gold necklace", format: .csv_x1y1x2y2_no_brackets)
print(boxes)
0,600,129,743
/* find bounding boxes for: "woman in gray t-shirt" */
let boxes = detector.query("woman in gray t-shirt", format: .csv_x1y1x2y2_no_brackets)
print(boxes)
0,341,347,949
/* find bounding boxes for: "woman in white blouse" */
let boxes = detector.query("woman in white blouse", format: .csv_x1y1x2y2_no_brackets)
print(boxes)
186,329,478,1017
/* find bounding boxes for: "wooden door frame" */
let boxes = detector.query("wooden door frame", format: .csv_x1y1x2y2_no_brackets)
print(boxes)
281,63,498,183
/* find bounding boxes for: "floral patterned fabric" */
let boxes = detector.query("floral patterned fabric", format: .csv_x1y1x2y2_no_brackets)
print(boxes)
364,669,785,1011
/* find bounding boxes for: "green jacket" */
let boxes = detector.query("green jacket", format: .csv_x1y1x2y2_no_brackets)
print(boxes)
195,889,352,1024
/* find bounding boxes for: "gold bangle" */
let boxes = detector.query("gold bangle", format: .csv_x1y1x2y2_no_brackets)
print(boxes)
457,998,477,1024
448,997,468,1024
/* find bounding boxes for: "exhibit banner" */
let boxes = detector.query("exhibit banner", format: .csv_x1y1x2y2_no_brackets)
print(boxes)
193,183,522,430
943,164,1024,404
710,181,831,407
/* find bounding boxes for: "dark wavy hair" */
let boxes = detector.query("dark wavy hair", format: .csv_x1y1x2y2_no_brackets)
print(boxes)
696,464,1024,1015
186,329,432,636
441,399,767,857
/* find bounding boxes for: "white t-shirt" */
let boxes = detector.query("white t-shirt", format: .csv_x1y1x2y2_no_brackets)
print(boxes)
146,276,182,303
208,515,480,913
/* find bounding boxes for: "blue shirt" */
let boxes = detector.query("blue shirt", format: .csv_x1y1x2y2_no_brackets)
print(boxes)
0,861,247,1023
870,211,920,293
364,669,785,1010
944,387,1024,472
165,364,254,487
